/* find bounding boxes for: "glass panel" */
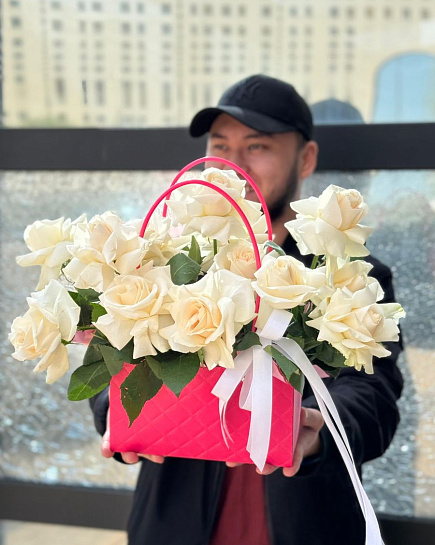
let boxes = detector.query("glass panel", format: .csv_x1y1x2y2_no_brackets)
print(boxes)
303,170,435,517
1,169,435,518
2,0,435,128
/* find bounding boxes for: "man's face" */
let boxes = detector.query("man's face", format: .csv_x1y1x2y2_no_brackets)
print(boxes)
205,114,304,221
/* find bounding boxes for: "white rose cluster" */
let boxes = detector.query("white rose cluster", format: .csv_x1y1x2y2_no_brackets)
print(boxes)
285,185,373,259
11,175,405,393
9,280,80,383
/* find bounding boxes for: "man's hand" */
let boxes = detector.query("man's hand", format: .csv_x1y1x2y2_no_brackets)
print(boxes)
227,407,324,477
101,408,164,465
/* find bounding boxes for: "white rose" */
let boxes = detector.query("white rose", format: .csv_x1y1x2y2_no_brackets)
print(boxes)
9,280,80,383
167,168,267,244
212,239,259,279
253,254,326,310
139,213,191,266
160,269,256,369
16,215,85,290
64,212,147,292
95,264,174,358
307,283,405,373
285,185,373,258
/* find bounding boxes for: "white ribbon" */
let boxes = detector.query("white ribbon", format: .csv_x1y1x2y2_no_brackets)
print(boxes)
212,309,384,545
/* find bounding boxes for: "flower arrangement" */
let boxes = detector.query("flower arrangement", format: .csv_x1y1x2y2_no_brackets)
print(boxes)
9,159,405,429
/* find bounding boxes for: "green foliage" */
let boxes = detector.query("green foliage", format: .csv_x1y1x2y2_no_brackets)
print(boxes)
167,253,201,285
263,240,286,256
68,288,101,328
264,345,305,394
68,360,111,401
188,235,203,265
147,351,200,397
236,331,262,352
120,360,163,427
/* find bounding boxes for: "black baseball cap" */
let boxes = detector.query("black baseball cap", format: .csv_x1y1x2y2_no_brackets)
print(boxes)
189,74,313,140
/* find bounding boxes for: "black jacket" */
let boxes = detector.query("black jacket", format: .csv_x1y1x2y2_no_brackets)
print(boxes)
90,236,403,545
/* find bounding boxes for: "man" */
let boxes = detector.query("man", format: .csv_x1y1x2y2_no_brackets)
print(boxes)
91,75,403,544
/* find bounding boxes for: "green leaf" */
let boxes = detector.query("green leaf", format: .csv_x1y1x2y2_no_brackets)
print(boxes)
91,303,107,322
314,342,346,368
188,235,203,265
264,240,286,256
236,331,261,351
167,253,201,285
68,360,111,401
264,345,299,381
288,371,305,394
83,343,102,366
147,351,200,397
68,291,93,327
76,288,101,302
120,361,163,426
99,345,126,376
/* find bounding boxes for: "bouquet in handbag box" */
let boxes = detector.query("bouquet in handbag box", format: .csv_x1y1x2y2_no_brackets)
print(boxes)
9,157,405,471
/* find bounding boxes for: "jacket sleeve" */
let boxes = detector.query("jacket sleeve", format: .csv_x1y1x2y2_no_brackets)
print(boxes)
89,387,109,437
302,257,404,471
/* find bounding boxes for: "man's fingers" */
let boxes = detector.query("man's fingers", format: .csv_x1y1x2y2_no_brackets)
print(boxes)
101,429,114,458
256,463,278,475
301,407,324,432
139,454,165,464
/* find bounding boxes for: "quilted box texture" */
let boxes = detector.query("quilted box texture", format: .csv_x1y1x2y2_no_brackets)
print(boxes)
110,364,301,467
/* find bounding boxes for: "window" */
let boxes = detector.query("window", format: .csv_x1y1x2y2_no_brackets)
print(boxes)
204,5,212,16
120,2,130,13
55,78,66,102
121,23,131,34
139,82,146,108
79,21,86,32
11,17,21,27
52,20,63,31
330,7,339,18
92,2,102,11
122,81,132,107
347,8,355,18
94,22,103,33
51,1,61,9
290,7,298,17
402,8,411,19
95,80,105,105
222,6,231,16
163,82,171,109
138,23,146,34
162,24,172,34
162,4,171,14
262,7,271,17
421,9,431,19
137,3,144,13
384,8,392,19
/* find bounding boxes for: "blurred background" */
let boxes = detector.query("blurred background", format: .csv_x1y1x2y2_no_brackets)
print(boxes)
1,1,435,544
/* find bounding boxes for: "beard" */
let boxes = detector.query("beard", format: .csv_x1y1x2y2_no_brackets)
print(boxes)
266,162,300,222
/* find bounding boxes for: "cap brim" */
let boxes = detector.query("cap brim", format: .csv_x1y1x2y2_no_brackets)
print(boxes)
189,105,297,137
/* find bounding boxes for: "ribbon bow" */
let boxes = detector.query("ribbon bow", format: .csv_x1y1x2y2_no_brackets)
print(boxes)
212,308,384,545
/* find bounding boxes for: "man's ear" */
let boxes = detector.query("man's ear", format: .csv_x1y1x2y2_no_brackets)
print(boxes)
299,141,318,180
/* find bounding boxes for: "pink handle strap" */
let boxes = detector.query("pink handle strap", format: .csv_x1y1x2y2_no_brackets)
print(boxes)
163,156,273,242
140,179,265,319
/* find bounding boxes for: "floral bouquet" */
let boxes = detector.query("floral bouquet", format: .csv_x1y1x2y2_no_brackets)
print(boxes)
9,157,405,473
